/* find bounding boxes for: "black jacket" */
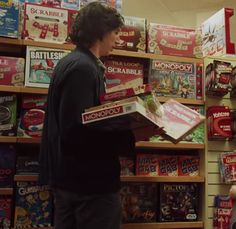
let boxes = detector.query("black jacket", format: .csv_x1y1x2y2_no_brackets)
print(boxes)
39,46,135,194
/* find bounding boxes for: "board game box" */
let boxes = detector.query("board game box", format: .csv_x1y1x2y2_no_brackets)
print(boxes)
82,96,205,143
120,182,157,223
14,181,53,228
0,195,12,228
149,59,203,100
159,183,199,222
25,46,70,88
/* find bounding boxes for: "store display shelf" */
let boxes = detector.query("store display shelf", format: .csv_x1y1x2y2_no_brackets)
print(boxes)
0,136,17,143
122,221,204,229
0,37,22,46
121,176,204,183
136,141,205,150
0,38,203,63
0,188,13,195
9,222,204,229
14,175,204,183
158,96,204,105
14,175,38,182
0,86,205,105
17,137,41,144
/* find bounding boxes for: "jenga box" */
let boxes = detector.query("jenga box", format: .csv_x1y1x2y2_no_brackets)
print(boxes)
149,59,202,99
0,56,25,86
147,23,202,58
0,145,16,188
120,182,157,223
119,156,134,176
207,106,233,139
201,8,235,57
25,46,70,88
14,181,53,228
114,16,146,52
159,183,199,222
0,94,17,136
0,195,12,228
158,155,178,176
136,153,159,176
178,156,200,176
104,56,144,93
23,3,69,43
0,0,19,38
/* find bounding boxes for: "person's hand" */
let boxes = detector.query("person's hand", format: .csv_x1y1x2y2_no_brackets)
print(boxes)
132,126,164,142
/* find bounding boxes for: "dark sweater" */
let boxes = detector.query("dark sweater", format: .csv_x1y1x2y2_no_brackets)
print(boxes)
39,46,135,194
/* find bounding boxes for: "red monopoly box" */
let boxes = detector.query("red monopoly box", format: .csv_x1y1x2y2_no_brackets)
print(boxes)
23,3,69,44
104,57,144,93
147,23,202,58
114,16,146,52
0,56,25,86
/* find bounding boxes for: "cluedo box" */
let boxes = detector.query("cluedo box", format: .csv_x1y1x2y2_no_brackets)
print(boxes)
23,3,69,43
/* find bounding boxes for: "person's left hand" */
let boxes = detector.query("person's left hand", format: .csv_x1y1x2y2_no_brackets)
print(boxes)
229,185,236,199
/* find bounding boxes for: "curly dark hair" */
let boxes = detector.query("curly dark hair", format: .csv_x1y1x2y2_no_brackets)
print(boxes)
70,2,124,47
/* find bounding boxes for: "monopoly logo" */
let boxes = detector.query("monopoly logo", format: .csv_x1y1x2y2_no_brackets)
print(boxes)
153,61,193,72
83,106,123,122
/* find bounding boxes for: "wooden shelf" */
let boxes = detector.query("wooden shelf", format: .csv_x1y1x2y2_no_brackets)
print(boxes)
0,85,21,93
0,136,17,143
0,38,203,64
122,221,203,229
0,188,13,195
14,175,38,182
17,137,41,144
121,176,204,183
136,141,205,150
0,37,22,46
14,175,204,183
158,97,204,105
20,86,48,94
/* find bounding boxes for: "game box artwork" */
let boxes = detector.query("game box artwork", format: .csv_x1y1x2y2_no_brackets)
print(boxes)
25,46,70,88
201,8,235,57
104,56,144,93
0,56,25,86
0,145,15,188
0,195,12,228
120,182,157,223
119,156,135,176
0,94,17,136
14,181,53,228
147,23,202,58
23,3,69,43
159,183,199,222
80,0,122,12
149,59,203,100
114,16,146,52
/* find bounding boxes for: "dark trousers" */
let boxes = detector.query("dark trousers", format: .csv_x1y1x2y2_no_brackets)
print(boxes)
54,189,121,229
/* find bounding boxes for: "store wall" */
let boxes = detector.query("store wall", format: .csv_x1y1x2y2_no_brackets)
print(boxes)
122,0,236,44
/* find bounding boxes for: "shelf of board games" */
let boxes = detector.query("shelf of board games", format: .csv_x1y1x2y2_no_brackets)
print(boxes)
0,188,13,195
14,174,204,183
21,221,204,229
0,136,205,149
0,37,203,64
0,85,205,105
